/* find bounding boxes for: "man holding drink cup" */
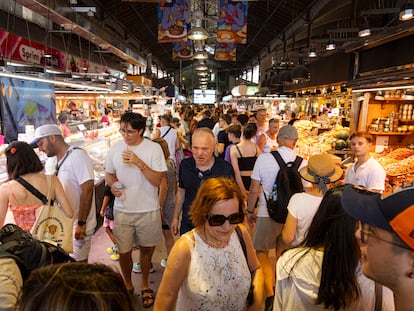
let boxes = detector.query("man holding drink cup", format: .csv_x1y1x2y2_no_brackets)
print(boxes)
105,112,166,307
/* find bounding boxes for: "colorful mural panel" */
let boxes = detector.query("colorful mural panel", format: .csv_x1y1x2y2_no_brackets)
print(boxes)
157,0,190,43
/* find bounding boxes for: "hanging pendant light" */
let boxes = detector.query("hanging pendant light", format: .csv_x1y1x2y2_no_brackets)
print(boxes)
193,51,208,60
188,10,209,41
326,39,336,51
400,2,414,20
358,17,371,37
292,57,309,81
308,48,317,58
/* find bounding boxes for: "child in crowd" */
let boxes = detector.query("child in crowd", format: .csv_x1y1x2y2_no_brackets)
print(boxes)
100,185,118,261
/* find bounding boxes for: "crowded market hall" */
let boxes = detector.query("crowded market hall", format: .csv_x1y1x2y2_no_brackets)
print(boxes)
0,0,413,310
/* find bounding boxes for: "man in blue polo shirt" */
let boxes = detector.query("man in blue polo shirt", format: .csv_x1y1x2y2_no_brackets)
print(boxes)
171,127,235,235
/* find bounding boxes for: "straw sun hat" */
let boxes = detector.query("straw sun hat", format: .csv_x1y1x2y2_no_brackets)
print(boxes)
300,154,343,192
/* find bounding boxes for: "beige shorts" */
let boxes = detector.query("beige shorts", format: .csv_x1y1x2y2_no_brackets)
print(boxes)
253,217,283,252
71,229,94,261
113,210,162,253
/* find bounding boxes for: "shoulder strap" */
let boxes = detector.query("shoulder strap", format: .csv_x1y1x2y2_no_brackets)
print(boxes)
293,155,303,169
46,175,52,202
374,282,383,311
235,145,243,158
271,150,285,168
161,127,172,138
15,177,48,204
235,226,247,262
55,147,83,175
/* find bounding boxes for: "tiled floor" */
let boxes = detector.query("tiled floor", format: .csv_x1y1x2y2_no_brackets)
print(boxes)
89,226,168,310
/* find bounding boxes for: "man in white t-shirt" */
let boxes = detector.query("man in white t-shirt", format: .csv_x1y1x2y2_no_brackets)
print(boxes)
345,132,386,192
31,124,97,262
105,112,166,307
247,124,310,310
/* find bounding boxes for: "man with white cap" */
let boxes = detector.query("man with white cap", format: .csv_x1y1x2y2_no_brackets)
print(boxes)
342,185,414,310
30,124,96,262
247,124,310,310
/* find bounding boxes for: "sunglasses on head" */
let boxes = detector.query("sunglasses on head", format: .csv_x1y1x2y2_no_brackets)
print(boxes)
207,211,244,227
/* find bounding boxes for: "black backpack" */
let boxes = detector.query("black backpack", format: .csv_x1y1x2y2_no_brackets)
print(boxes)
0,224,74,280
265,151,304,223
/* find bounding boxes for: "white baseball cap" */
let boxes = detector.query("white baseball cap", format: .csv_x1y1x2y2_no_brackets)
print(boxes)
30,124,62,144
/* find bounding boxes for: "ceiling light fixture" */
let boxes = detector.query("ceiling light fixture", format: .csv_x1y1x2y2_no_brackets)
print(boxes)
291,57,310,81
195,61,208,71
358,17,371,37
193,51,208,60
0,72,109,91
326,39,336,51
197,71,208,76
188,10,209,41
400,2,414,20
308,48,317,58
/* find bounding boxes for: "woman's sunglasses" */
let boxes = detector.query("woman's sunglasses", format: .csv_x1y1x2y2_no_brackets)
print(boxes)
207,212,244,227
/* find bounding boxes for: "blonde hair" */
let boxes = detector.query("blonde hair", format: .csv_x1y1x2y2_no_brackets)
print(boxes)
152,137,170,160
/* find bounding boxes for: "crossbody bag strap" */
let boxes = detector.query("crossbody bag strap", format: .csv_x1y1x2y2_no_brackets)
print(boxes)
161,127,172,138
235,225,247,259
374,282,383,311
46,175,53,204
55,147,83,175
15,177,48,204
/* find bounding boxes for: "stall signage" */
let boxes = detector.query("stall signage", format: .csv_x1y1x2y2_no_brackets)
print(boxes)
0,30,110,74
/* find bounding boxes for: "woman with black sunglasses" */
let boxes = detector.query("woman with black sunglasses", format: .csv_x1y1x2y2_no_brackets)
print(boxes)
154,177,265,311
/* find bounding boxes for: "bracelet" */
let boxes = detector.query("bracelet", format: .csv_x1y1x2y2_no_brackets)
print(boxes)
77,220,87,226
140,163,147,171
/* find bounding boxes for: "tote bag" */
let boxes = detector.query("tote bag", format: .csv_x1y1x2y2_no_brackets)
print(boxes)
30,175,73,253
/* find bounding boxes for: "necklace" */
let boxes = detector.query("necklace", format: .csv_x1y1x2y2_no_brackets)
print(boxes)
201,226,228,249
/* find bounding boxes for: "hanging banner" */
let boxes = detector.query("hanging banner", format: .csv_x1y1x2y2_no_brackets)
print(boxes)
157,0,190,43
217,0,248,44
172,40,193,60
215,42,236,61
0,30,110,74
0,77,56,142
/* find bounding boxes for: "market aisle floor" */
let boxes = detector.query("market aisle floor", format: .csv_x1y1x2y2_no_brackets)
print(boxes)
89,225,167,311
88,225,277,310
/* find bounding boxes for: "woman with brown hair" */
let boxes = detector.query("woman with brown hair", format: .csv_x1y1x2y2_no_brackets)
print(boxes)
17,263,135,311
0,141,73,231
154,177,264,311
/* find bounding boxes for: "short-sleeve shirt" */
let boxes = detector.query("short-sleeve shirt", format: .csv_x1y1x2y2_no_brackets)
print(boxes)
251,146,311,218
178,157,235,233
105,139,167,213
344,157,386,191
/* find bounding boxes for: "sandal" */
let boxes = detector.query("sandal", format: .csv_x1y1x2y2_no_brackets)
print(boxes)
141,288,155,308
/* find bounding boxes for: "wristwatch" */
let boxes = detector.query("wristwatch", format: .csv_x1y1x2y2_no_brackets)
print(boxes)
77,220,87,226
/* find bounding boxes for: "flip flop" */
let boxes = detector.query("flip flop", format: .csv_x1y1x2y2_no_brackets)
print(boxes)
141,288,155,308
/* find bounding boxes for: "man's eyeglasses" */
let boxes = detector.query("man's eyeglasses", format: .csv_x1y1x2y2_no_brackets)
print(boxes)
207,212,244,227
359,223,412,251
119,129,138,136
